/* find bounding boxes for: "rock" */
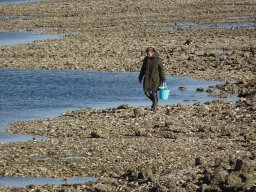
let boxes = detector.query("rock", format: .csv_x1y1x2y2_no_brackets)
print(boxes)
225,172,243,189
28,184,36,189
246,91,256,101
244,134,256,142
126,168,139,180
197,105,208,113
90,131,101,138
211,170,229,185
195,157,209,167
170,187,186,192
206,88,214,92
90,129,109,138
199,126,210,133
195,157,201,166
134,107,145,117
165,119,174,126
210,126,217,132
117,104,132,109
163,132,177,139
243,179,256,192
148,174,159,185
140,168,152,179
187,55,195,61
186,182,199,191
184,39,192,45
135,129,146,136
209,91,220,97
196,87,205,92
201,184,211,192
156,185,170,192
178,86,186,91
173,51,181,56
252,151,256,159
234,159,251,172
98,177,118,185
93,183,112,192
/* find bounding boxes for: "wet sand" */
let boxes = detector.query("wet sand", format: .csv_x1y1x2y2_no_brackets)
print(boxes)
0,0,255,191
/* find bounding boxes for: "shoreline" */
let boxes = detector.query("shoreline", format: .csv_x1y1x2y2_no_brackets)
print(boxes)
0,27,255,82
0,0,255,191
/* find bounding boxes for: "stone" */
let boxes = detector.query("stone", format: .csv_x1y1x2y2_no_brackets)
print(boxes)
178,86,186,91
134,107,145,117
197,105,208,113
226,172,242,188
211,170,229,185
98,177,118,185
170,187,186,192
244,134,256,142
90,129,109,138
195,157,209,167
135,129,146,136
163,132,177,139
209,91,219,97
206,88,214,92
234,159,250,172
173,51,181,56
243,179,256,192
93,183,112,192
117,104,132,109
196,87,205,92
187,55,195,61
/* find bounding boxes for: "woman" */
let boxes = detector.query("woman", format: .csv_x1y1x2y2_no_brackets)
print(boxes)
138,47,166,112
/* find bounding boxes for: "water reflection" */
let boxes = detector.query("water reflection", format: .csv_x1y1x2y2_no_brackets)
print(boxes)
0,30,64,47
183,50,235,54
0,176,98,187
167,22,255,30
0,68,239,126
0,16,35,21
0,0,49,4
188,137,199,140
226,16,256,20
198,50,234,54
37,156,84,161
0,126,48,143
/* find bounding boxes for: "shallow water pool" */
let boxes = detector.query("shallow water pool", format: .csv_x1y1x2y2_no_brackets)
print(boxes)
0,126,48,143
0,68,238,126
0,30,64,47
0,176,98,187
0,0,48,4
167,22,255,30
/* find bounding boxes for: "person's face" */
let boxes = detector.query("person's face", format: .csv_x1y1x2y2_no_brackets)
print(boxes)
147,51,154,58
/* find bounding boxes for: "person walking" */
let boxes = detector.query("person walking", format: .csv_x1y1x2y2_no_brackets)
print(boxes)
138,47,166,112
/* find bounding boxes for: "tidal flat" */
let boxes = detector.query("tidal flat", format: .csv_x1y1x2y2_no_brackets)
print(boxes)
0,0,255,191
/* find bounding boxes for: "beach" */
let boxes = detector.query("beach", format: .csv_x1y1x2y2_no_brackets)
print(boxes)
0,0,256,191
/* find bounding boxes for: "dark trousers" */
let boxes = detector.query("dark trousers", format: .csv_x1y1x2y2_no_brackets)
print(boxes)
144,90,158,110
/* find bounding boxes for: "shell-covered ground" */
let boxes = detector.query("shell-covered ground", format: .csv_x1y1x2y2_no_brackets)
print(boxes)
0,0,255,191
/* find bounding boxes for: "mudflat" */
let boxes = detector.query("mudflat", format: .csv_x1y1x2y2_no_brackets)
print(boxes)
0,0,255,191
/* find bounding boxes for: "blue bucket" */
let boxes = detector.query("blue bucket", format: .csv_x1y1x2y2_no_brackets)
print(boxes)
159,87,170,100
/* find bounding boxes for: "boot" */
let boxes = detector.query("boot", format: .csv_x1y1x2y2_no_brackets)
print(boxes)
152,92,157,112
150,93,154,108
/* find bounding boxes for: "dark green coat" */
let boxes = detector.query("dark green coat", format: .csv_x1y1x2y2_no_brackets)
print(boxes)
138,52,166,92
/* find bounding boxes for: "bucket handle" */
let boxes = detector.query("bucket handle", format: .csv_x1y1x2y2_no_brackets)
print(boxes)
162,82,168,88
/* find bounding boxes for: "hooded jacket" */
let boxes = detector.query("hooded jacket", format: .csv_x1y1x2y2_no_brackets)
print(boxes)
138,52,166,92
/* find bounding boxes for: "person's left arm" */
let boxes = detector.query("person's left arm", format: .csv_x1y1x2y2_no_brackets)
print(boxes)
158,58,166,82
